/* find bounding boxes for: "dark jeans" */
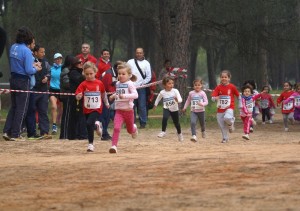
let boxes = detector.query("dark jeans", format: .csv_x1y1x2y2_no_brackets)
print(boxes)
99,100,110,137
162,108,181,134
59,97,71,139
134,88,147,126
262,108,271,122
25,93,37,137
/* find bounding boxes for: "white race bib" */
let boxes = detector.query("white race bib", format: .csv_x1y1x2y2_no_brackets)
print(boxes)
84,91,101,109
283,101,293,110
294,96,300,107
163,97,177,111
260,99,269,109
116,83,129,101
246,99,254,113
191,96,204,110
217,95,231,109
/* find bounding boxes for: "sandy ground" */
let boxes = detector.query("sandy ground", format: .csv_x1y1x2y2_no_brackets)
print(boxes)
0,120,300,211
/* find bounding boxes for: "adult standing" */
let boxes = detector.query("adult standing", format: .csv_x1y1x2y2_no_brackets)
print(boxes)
2,26,41,141
76,43,97,65
127,47,152,128
95,48,111,79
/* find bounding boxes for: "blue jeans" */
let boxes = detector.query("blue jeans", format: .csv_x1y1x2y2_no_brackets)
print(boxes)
134,88,147,126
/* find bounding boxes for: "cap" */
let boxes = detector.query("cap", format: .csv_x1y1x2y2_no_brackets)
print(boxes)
54,53,63,59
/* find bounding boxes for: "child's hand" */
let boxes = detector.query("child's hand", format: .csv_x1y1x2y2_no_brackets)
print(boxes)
174,97,178,102
76,93,82,100
182,108,186,113
119,94,124,99
106,104,110,109
198,102,203,106
211,96,219,102
153,106,157,111
109,94,115,101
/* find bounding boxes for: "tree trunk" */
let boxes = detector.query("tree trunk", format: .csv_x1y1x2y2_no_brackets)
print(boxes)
206,37,217,89
92,2,103,58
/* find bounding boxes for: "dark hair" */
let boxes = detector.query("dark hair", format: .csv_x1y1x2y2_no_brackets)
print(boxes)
164,59,171,65
15,26,34,45
162,76,174,86
101,48,110,54
61,55,75,69
220,70,231,78
261,85,270,92
243,80,256,90
283,81,293,90
33,44,44,52
241,85,253,94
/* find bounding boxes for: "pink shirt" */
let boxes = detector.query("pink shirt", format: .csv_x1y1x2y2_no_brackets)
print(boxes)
113,80,138,110
183,90,208,112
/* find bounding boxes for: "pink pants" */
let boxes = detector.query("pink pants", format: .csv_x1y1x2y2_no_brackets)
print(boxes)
112,109,136,146
241,115,251,134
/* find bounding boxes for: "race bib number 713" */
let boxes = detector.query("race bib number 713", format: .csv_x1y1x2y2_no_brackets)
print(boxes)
84,91,101,109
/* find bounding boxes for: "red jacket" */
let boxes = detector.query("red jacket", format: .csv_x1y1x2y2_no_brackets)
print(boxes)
96,58,111,79
76,54,97,65
277,90,294,113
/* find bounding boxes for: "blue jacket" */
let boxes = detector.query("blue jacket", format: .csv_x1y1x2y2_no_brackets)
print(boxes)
10,43,37,76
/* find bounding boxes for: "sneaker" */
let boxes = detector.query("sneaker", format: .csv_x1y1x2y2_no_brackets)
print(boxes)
10,136,25,141
95,121,102,137
157,131,166,138
28,134,43,140
228,123,235,133
251,118,257,126
221,139,228,143
269,120,273,124
139,125,146,129
3,133,10,141
249,127,254,133
242,134,250,140
202,131,206,138
178,133,184,142
132,124,138,139
190,135,197,142
109,145,117,153
42,134,53,139
284,128,289,132
87,144,94,152
101,135,112,141
52,124,57,135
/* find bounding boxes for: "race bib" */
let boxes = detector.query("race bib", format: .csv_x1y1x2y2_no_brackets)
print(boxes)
217,95,231,109
84,91,101,109
191,96,204,110
294,96,300,107
246,99,254,113
260,99,269,109
116,83,129,101
163,97,177,111
283,101,293,110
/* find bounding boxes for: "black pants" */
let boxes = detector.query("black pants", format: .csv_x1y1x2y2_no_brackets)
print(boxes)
162,108,181,134
261,108,271,122
86,111,101,144
68,98,87,140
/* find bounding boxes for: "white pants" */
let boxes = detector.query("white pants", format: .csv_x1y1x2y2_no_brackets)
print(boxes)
216,109,235,141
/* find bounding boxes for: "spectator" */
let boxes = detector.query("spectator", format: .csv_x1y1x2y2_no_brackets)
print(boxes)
96,48,111,79
76,43,97,65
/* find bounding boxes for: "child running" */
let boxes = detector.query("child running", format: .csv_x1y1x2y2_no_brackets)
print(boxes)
75,62,109,152
182,79,208,142
211,70,240,143
284,82,300,124
257,85,276,124
153,77,183,141
277,81,295,132
108,62,138,153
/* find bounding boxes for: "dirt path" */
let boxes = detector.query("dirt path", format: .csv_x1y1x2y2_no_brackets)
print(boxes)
0,121,300,211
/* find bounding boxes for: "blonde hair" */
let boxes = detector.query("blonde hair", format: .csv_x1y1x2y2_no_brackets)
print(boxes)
83,61,98,73
117,62,137,82
193,78,203,85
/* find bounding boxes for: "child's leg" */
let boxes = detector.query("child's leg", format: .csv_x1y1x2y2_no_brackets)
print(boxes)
224,109,234,126
112,110,125,146
265,108,271,121
216,113,228,140
244,116,251,134
124,110,136,134
241,116,247,133
262,109,266,122
283,114,288,128
198,112,205,132
85,112,100,144
162,108,170,132
190,112,198,136
288,112,294,123
170,110,181,134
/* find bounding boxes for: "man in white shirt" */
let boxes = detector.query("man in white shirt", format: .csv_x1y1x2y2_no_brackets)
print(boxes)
127,47,152,128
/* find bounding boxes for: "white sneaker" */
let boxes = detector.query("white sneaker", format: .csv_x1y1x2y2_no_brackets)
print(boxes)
202,131,206,138
228,123,235,133
190,135,197,142
157,131,166,138
249,127,254,133
95,121,102,137
242,134,250,140
284,128,289,132
3,133,10,141
109,145,117,153
178,133,184,142
269,120,273,124
87,144,94,152
132,124,138,139
221,139,228,143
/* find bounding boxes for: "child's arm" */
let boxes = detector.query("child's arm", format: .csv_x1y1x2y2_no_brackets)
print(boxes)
269,95,276,108
174,89,182,103
120,83,138,100
211,87,219,102
182,93,191,112
277,93,283,106
283,93,295,104
101,92,110,108
75,82,84,100
154,92,163,109
252,93,262,101
200,91,208,106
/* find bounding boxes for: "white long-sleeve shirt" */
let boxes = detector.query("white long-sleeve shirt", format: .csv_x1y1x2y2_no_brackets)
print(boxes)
154,88,182,112
127,58,151,86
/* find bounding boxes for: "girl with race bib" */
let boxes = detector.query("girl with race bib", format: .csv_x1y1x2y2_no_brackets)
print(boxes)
256,85,276,125
277,81,295,132
75,62,109,152
154,77,183,141
108,62,138,153
211,70,240,143
284,82,300,124
182,79,208,142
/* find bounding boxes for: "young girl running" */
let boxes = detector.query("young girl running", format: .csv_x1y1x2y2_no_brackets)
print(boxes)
257,85,276,124
153,77,183,141
277,81,295,132
108,62,138,153
284,82,300,123
75,62,109,152
211,70,240,143
182,79,208,142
